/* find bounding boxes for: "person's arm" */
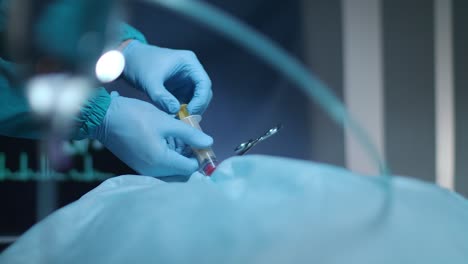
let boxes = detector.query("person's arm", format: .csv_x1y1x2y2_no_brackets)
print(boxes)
0,58,43,139
71,23,147,139
0,60,111,140
117,23,148,46
0,23,145,140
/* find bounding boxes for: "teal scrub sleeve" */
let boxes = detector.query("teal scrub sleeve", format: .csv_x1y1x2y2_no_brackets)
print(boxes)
0,58,111,140
69,23,146,138
118,23,148,44
72,87,111,140
0,60,42,139
0,56,112,140
0,2,146,139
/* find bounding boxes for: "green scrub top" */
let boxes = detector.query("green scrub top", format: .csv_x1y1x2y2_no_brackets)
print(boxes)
0,0,147,140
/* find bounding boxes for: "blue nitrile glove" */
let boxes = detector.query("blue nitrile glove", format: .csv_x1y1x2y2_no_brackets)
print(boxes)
122,40,213,115
91,92,213,177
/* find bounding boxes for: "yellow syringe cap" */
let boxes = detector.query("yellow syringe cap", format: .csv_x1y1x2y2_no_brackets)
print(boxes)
177,104,190,119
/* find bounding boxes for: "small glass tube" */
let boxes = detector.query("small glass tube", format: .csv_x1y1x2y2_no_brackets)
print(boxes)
178,105,218,176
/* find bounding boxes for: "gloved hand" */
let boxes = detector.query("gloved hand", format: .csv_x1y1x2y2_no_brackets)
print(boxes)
122,40,213,115
91,92,213,177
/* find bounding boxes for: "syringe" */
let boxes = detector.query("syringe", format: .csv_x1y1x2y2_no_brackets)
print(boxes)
177,104,218,176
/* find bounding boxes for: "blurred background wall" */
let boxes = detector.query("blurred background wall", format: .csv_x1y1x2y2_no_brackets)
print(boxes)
1,0,467,251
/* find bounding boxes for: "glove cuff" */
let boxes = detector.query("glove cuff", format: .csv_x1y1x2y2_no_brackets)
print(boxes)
121,40,145,86
72,87,111,140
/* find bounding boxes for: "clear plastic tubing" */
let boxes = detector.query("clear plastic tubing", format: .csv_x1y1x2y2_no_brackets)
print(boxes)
178,104,218,176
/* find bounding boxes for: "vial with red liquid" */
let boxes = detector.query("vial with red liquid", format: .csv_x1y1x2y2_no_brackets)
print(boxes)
195,149,218,176
178,104,218,176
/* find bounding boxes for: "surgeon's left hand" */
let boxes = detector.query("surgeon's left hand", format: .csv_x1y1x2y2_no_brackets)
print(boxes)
122,40,213,115
91,92,213,177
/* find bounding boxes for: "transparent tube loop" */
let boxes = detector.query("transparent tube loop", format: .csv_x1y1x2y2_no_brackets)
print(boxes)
148,0,390,176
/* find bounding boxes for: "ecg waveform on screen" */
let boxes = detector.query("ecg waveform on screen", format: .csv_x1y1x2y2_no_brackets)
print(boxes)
0,140,114,181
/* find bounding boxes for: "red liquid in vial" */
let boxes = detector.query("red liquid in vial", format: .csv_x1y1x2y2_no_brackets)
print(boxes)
201,161,217,176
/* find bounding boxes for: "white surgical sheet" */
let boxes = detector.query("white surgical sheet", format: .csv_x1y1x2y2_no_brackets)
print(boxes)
1,155,467,263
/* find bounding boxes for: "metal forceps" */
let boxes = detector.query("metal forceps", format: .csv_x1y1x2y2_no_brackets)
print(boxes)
234,124,283,155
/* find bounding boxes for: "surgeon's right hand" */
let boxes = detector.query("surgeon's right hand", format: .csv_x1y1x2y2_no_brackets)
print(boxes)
91,92,213,177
